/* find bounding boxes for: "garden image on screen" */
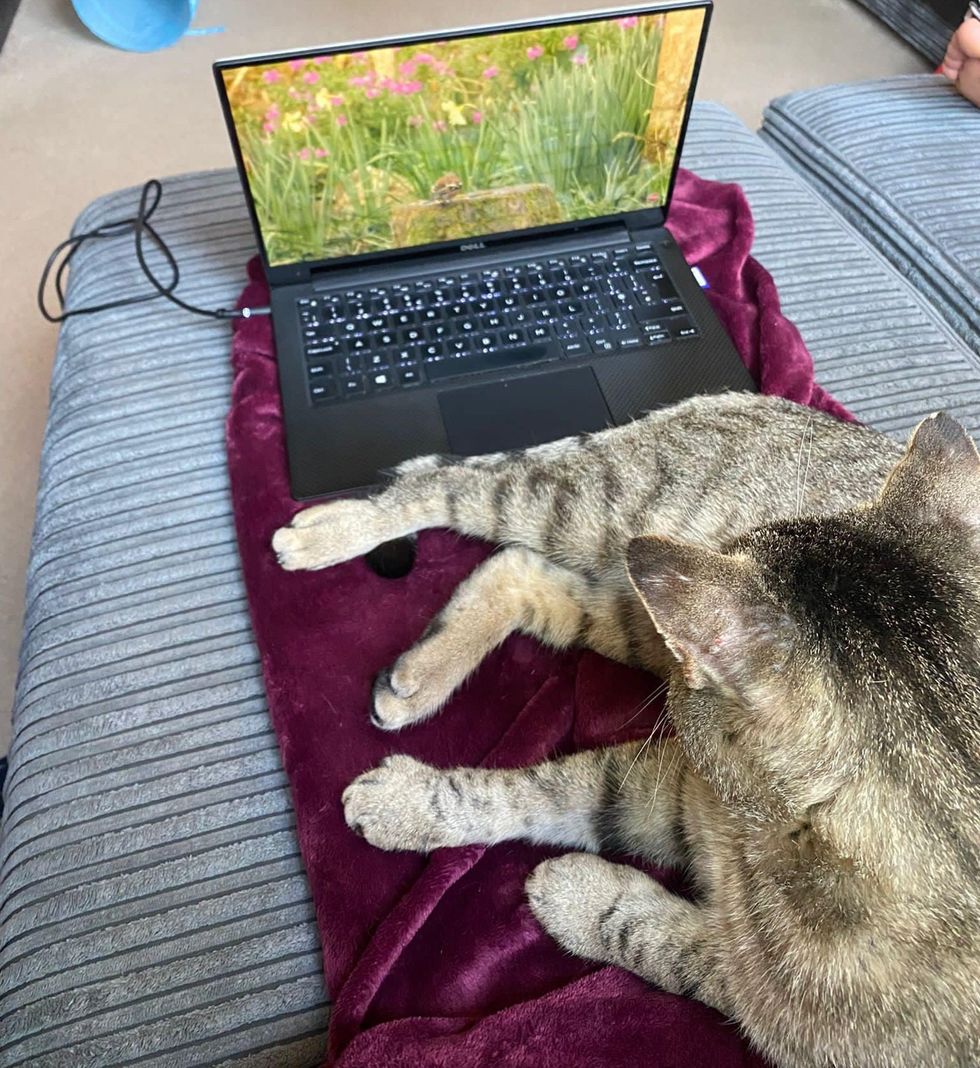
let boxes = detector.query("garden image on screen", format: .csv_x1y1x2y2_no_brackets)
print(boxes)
223,9,704,266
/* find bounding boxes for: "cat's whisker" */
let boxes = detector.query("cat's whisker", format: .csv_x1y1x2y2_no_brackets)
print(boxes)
796,413,815,517
617,722,661,792
648,738,679,817
613,680,669,731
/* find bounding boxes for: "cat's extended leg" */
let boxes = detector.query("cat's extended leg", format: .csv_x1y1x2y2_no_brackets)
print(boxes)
371,546,663,730
272,430,645,574
341,739,690,866
526,853,733,1016
271,457,513,571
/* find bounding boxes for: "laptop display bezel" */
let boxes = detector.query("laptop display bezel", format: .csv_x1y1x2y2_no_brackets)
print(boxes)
213,0,712,286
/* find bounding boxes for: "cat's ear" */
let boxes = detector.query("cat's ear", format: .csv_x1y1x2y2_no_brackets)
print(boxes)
626,536,794,694
879,412,980,534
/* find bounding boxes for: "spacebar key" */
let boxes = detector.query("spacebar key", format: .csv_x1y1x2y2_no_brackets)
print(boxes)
425,342,561,382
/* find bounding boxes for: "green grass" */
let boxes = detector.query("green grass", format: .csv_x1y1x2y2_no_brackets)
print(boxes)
226,14,679,264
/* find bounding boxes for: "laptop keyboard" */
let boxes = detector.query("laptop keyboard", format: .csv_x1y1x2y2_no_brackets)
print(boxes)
297,243,699,405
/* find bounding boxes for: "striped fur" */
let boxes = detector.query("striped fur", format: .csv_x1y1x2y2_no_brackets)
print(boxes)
281,394,980,1067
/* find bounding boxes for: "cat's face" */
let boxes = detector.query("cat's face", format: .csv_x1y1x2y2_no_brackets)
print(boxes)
627,413,980,823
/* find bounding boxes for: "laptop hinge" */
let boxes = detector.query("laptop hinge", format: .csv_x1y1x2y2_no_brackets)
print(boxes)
311,223,631,291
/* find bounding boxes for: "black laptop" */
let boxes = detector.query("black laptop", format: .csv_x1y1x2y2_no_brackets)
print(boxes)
214,0,753,500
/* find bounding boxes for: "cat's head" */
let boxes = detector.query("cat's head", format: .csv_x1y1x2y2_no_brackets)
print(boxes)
626,412,980,824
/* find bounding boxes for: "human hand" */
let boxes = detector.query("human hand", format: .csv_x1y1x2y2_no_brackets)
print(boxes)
940,8,980,107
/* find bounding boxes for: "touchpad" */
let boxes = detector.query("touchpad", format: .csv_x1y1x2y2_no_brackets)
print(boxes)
438,368,612,456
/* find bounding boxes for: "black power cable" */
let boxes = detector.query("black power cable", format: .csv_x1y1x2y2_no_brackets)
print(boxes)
38,179,270,324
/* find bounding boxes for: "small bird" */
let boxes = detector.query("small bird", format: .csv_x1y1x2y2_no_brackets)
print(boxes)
430,172,464,205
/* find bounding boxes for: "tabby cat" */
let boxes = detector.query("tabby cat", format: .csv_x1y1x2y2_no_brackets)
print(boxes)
272,392,980,1068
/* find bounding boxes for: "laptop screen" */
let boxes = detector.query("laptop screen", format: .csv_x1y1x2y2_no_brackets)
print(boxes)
217,5,707,270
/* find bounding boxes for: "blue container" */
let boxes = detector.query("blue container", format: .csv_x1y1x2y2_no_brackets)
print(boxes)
71,0,199,52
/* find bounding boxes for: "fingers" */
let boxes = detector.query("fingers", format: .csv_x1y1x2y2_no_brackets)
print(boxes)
957,57,980,106
942,16,980,81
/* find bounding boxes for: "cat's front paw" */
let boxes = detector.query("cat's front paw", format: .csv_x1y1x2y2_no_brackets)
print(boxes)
526,853,653,962
272,499,383,571
342,755,458,852
370,648,456,731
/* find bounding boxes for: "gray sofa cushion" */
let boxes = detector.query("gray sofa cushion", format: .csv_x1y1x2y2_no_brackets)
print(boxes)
2,100,980,1066
849,0,955,65
761,74,980,356
0,173,330,1068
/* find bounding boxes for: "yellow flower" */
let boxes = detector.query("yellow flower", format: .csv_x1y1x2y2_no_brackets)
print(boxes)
441,100,467,126
315,88,332,109
281,110,307,133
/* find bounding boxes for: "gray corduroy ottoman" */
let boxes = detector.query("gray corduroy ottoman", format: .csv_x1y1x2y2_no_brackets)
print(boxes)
2,96,979,1066
762,74,980,357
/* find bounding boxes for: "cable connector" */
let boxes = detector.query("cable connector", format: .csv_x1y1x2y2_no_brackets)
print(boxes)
39,180,270,325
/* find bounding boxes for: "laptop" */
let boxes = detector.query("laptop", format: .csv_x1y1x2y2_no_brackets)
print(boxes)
214,0,753,500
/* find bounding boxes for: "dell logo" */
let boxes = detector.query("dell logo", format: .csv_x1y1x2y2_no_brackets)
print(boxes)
460,241,486,251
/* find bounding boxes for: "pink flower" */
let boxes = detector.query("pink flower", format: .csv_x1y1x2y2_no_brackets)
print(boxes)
348,74,373,87
562,34,578,50
365,87,381,99
336,113,348,126
288,88,301,98
314,147,328,158
617,15,639,28
262,121,275,134
303,71,318,83
312,55,332,64
297,147,311,160
526,45,544,60
288,59,305,71
262,69,281,84
407,115,423,127
432,119,447,132
433,60,451,75
414,52,435,65
398,60,418,77
482,65,499,79
329,94,344,107
572,52,587,65
264,105,279,120
352,51,368,60
397,80,422,94
471,110,483,124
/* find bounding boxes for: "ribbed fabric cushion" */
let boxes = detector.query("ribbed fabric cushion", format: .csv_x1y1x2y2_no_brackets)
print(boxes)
0,172,330,1067
691,100,980,438
849,0,954,64
761,75,980,355
2,102,980,1066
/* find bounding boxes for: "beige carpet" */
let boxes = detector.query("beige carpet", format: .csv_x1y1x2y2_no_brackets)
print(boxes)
0,0,925,753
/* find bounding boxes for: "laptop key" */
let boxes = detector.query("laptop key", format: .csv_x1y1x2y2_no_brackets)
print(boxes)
591,335,618,354
666,316,699,339
310,379,337,403
562,340,589,357
642,324,671,344
337,354,363,374
306,342,339,358
425,341,562,382
398,366,422,386
339,374,366,397
369,370,395,390
308,363,329,377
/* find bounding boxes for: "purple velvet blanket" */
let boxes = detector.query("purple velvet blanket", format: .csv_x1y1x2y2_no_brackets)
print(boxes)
227,169,849,1067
